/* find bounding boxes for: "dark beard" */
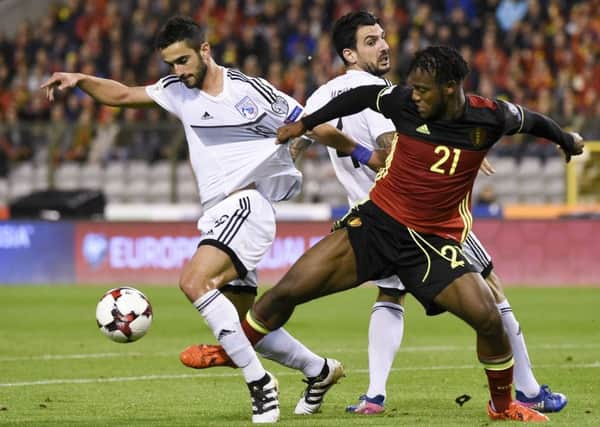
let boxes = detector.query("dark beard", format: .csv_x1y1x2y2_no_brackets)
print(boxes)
365,62,389,77
184,55,208,88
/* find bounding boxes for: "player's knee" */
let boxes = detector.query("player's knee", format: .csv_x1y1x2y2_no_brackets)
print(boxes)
475,306,504,338
178,269,218,300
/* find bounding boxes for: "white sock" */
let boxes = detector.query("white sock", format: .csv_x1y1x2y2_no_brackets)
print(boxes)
366,301,404,399
255,328,325,378
194,289,265,383
497,299,540,397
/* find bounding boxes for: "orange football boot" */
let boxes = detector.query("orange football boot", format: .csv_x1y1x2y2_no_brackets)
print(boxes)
487,401,549,422
179,344,237,369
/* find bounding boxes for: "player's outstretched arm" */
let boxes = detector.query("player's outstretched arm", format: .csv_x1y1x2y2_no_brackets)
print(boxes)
309,124,385,171
41,72,155,107
277,85,384,144
520,108,585,162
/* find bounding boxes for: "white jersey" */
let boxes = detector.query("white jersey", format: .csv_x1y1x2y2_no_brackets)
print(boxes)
146,67,303,210
304,70,394,205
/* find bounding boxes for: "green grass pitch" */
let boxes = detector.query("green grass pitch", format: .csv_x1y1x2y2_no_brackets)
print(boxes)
0,285,599,426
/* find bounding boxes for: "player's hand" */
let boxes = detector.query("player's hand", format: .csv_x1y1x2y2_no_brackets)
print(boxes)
479,158,496,176
561,132,584,163
277,121,306,144
569,132,584,155
40,72,82,102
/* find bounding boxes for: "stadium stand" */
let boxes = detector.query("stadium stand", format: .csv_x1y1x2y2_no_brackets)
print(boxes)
0,0,597,209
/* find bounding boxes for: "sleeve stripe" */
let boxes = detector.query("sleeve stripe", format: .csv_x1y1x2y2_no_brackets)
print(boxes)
375,86,391,112
227,69,276,103
516,105,525,133
163,79,181,88
161,75,180,87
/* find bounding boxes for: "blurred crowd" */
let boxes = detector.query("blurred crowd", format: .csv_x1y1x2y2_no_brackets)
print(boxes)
0,0,599,178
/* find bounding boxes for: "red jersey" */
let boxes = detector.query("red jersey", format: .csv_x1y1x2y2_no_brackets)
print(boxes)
370,86,524,242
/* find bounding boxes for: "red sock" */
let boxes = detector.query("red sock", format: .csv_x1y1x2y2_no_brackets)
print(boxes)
485,364,514,412
241,317,267,346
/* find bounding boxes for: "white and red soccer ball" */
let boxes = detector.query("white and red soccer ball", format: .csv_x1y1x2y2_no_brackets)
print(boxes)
96,287,153,343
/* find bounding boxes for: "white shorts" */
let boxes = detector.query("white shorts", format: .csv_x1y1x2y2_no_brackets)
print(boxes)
462,231,493,276
197,189,276,282
373,231,493,291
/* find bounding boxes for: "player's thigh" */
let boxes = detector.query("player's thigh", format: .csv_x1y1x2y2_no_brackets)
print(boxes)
434,272,500,329
271,228,359,304
485,270,506,302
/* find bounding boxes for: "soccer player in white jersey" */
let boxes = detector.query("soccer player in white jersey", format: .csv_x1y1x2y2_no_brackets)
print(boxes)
302,11,567,415
41,16,349,423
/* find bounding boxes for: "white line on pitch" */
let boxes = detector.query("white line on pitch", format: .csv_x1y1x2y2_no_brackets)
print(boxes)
1,362,599,388
1,342,598,362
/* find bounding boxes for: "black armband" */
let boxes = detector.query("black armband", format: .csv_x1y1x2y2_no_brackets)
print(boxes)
301,85,384,130
520,108,575,153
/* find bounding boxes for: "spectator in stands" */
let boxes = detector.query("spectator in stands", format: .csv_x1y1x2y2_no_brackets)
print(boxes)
474,184,503,218
496,0,528,32
0,107,34,176
0,0,592,201
580,102,600,140
61,106,94,163
88,105,120,165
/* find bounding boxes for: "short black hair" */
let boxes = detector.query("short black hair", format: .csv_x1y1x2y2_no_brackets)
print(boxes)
155,16,206,50
408,46,470,84
332,10,380,64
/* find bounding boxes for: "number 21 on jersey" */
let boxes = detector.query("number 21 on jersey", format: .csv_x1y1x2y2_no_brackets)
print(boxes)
430,145,461,175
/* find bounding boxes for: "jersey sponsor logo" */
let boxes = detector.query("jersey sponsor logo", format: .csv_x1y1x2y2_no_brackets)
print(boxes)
285,106,303,123
271,95,289,115
235,96,259,120
416,124,431,135
201,111,214,120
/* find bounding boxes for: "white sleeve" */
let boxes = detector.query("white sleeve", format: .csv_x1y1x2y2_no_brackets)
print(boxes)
364,108,395,141
145,75,183,118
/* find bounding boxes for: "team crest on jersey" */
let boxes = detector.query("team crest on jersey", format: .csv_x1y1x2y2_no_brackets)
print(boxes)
470,128,486,147
235,96,259,120
271,96,289,116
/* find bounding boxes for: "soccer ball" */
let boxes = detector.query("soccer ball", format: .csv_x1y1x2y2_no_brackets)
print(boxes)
95,287,153,343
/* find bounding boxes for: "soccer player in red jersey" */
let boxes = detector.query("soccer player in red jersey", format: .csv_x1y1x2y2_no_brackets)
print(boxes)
243,45,584,422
